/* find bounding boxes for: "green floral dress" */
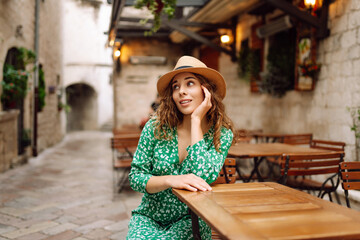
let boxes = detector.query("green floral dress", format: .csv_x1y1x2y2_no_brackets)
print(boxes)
127,119,233,240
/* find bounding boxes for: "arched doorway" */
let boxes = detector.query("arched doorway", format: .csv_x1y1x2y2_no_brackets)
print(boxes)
66,83,97,132
2,47,27,155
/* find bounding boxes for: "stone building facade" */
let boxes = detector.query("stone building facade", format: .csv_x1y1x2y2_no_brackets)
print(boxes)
223,0,360,162
0,0,64,172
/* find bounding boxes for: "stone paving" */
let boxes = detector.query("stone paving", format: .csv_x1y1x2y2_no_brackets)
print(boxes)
0,131,142,240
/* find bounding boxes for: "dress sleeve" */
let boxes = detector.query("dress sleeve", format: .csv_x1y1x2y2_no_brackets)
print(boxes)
179,127,233,184
128,120,156,193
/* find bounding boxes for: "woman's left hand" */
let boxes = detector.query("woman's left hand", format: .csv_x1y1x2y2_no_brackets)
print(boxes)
191,86,212,122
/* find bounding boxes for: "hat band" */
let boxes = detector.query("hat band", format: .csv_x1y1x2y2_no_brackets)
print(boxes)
174,65,193,70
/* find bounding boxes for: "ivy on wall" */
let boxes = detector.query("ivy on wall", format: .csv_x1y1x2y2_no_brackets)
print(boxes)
261,30,295,97
237,39,261,83
38,66,46,112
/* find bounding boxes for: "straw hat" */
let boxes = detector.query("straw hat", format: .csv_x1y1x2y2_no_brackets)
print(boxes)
157,56,226,99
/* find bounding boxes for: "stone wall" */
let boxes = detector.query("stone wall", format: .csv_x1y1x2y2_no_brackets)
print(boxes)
113,38,182,128
0,0,64,162
222,0,360,161
0,110,19,172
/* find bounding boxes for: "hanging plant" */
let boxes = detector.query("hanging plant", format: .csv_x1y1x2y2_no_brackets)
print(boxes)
134,0,177,36
237,45,261,82
261,30,295,97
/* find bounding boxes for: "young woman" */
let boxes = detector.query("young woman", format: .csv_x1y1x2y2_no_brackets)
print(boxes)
127,56,234,239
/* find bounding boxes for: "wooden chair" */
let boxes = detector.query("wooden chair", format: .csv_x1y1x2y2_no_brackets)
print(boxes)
235,129,262,143
112,128,141,135
281,133,313,145
212,158,237,185
310,140,345,203
266,133,313,179
340,161,360,208
310,139,346,152
111,136,140,193
211,158,236,239
279,152,344,202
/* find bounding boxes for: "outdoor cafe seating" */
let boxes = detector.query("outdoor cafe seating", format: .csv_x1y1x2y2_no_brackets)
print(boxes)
227,132,351,204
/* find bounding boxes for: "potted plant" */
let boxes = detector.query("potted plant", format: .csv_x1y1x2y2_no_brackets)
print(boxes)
134,0,177,35
58,101,71,113
298,59,321,79
22,128,31,148
1,47,36,110
1,64,30,109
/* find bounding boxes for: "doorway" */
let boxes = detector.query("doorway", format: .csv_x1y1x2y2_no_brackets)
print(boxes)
66,83,97,131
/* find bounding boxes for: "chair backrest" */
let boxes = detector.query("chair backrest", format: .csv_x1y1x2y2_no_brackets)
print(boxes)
113,128,141,135
280,152,344,178
310,139,345,152
212,158,236,184
340,162,360,190
235,129,262,143
281,133,313,145
111,136,140,156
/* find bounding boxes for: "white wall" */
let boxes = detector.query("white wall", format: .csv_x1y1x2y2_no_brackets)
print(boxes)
62,0,113,129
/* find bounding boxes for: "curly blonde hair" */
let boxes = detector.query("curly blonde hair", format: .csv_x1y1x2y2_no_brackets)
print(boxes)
153,73,234,152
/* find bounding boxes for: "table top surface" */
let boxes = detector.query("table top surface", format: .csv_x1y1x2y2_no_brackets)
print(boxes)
228,143,331,157
173,182,360,240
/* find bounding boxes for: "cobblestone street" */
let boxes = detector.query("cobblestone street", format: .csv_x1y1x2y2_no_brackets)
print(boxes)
0,131,142,240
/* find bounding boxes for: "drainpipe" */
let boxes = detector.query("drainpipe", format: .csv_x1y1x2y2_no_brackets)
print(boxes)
32,0,40,156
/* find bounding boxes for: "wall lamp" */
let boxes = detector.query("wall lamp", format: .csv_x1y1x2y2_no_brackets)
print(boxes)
220,34,231,44
113,49,121,59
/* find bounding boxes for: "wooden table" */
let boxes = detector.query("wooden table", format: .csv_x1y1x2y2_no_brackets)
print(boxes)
252,133,312,143
173,182,360,240
228,143,333,182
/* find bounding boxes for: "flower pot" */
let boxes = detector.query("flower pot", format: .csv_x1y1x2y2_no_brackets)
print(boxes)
147,0,164,13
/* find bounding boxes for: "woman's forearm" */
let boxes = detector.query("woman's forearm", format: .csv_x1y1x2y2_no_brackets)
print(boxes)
191,118,203,145
145,175,172,194
145,174,212,194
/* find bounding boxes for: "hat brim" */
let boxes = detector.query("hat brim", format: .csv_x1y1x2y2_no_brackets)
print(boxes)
157,67,226,99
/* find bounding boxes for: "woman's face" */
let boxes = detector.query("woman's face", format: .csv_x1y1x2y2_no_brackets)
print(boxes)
171,72,204,116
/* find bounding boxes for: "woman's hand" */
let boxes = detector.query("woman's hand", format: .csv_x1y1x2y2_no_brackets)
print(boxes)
167,174,212,192
191,86,212,122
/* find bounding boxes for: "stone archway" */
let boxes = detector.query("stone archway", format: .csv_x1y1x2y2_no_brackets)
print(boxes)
66,83,97,132
2,47,26,155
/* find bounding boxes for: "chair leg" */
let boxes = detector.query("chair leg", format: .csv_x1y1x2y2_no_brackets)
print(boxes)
344,190,351,208
118,168,131,193
327,192,333,202
333,191,341,204
113,168,120,194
